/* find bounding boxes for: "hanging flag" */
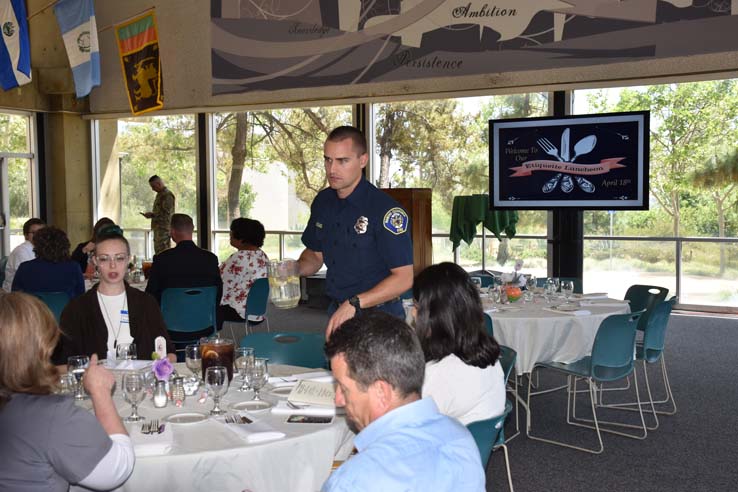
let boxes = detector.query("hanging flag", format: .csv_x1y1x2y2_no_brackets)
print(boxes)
54,0,100,98
115,11,163,115
0,0,31,91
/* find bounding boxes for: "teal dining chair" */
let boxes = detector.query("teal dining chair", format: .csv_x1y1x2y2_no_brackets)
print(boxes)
467,400,514,491
31,291,70,324
497,345,520,442
624,284,668,331
161,287,218,360
240,332,328,369
527,310,646,454
244,277,270,333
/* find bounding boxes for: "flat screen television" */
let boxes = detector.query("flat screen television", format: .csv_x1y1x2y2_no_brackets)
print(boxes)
489,111,649,210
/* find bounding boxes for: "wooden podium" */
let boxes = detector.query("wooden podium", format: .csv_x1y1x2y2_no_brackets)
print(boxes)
381,188,433,275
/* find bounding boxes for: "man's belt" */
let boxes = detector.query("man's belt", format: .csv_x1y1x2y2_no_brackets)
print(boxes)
332,297,402,308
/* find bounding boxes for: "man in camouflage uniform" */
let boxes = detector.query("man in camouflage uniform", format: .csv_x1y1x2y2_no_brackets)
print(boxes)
141,175,175,255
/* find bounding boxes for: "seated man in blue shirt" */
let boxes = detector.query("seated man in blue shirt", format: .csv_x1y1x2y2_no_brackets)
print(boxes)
322,311,485,492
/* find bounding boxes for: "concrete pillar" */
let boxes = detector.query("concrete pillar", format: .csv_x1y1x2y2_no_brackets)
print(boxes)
46,111,92,247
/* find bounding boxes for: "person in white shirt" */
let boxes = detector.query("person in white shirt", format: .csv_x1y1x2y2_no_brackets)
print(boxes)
2,218,45,292
411,262,506,425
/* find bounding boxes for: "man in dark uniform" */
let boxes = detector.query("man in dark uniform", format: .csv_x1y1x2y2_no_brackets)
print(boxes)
298,126,413,338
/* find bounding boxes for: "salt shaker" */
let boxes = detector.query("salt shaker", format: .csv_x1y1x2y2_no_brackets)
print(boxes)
171,376,186,406
153,380,168,408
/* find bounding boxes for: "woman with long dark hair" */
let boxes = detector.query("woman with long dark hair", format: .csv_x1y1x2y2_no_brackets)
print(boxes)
412,262,506,424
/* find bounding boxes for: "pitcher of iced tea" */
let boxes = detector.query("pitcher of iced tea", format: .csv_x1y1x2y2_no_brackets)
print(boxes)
267,259,300,309
199,337,235,381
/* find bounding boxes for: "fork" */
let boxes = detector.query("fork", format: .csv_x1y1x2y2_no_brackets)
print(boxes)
537,137,561,160
141,419,157,434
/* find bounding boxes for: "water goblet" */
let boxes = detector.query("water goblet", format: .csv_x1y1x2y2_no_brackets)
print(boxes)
58,373,77,395
544,278,557,303
235,347,255,392
67,355,90,400
561,280,574,303
185,344,202,380
524,276,537,302
122,372,146,422
205,365,229,415
553,277,561,293
249,358,269,401
116,342,137,361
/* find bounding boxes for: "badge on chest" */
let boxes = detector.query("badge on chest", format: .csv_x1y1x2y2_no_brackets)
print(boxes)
354,216,369,234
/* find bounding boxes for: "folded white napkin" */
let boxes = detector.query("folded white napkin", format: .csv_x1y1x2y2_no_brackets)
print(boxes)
268,371,333,388
219,416,285,444
271,400,336,416
580,300,630,307
130,423,173,457
106,359,153,371
580,293,609,300
542,307,592,317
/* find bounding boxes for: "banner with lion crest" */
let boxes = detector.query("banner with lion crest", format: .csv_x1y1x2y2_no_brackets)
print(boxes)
115,11,163,115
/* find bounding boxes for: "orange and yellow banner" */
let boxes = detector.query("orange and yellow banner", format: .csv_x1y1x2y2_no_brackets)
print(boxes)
115,11,163,115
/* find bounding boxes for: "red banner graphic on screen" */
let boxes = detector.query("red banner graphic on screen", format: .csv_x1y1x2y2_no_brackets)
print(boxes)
509,158,626,177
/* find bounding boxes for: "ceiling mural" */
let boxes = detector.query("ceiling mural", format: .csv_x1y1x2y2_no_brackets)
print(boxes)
211,0,738,95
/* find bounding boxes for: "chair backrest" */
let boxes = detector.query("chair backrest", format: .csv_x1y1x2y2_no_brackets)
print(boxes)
240,332,328,369
0,256,7,285
640,297,676,363
245,277,270,318
161,287,217,335
468,270,497,288
589,310,643,382
466,400,513,465
484,313,494,337
498,345,517,384
624,284,669,331
32,291,70,324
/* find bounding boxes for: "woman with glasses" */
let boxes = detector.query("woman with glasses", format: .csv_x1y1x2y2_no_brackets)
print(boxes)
0,292,134,491
54,228,175,364
411,262,506,425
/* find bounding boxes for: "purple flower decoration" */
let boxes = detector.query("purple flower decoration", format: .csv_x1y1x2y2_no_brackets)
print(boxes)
152,358,173,381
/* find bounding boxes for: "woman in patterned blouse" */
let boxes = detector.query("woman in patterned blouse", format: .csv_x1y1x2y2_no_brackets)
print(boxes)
218,218,269,328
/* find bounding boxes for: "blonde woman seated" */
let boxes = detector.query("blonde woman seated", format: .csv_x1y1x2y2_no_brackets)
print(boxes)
0,293,134,491
412,262,506,425
55,228,175,364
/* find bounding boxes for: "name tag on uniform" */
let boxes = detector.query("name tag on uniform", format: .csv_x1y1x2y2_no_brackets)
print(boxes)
120,310,129,324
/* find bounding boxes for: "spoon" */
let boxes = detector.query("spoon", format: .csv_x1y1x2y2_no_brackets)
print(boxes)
570,135,597,162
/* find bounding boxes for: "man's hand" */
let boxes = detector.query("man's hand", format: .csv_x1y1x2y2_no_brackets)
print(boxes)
140,212,154,218
326,300,356,339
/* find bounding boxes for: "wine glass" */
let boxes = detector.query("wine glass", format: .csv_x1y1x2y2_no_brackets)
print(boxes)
249,358,269,401
553,277,561,293
67,355,90,400
205,365,229,415
116,343,137,361
561,280,574,303
122,372,145,422
525,276,537,302
185,344,202,380
544,278,557,303
235,347,255,392
58,373,77,395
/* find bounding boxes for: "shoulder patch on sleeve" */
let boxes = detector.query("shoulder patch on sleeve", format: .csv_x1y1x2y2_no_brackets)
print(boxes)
383,207,409,235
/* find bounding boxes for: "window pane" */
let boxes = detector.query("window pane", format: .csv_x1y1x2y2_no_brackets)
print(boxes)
372,94,550,236
583,239,676,300
6,158,32,249
681,240,738,307
213,107,352,234
0,113,29,153
117,115,198,230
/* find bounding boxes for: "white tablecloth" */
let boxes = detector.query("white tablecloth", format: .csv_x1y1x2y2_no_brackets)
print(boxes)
72,364,353,492
486,300,630,374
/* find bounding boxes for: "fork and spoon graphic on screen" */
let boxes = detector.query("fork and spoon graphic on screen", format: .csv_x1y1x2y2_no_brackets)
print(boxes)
536,128,597,194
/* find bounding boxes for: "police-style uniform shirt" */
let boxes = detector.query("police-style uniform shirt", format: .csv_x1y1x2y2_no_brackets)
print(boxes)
302,178,413,303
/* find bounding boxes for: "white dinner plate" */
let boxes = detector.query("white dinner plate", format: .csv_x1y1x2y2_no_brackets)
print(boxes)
269,386,293,397
553,304,580,312
165,412,208,424
230,400,273,412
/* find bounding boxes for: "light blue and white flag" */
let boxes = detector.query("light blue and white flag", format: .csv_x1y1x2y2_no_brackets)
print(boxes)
54,0,99,98
0,0,31,91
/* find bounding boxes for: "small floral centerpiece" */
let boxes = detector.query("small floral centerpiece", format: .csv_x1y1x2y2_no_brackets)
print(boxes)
501,259,525,302
152,357,174,381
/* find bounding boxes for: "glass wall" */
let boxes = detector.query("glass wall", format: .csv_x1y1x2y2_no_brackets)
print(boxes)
575,81,738,306
212,107,352,261
0,112,36,253
371,93,550,271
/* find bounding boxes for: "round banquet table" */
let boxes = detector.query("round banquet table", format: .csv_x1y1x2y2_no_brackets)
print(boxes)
486,299,630,374
71,364,353,492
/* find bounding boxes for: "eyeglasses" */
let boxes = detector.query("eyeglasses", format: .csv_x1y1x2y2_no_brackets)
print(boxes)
96,254,129,265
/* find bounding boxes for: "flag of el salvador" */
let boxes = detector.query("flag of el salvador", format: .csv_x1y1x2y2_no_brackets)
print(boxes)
0,0,32,91
54,0,100,98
